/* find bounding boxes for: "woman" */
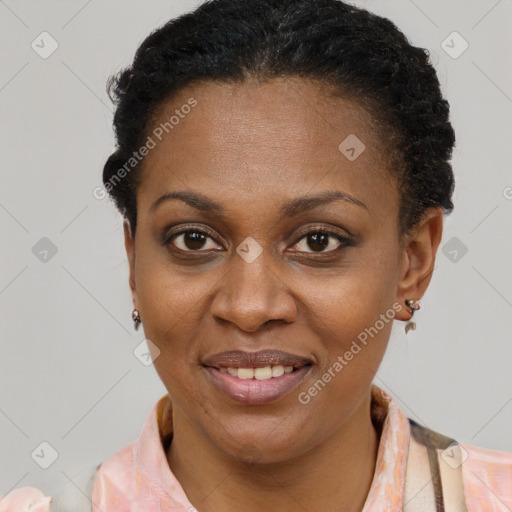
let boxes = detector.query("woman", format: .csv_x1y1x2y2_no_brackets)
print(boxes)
2,0,511,510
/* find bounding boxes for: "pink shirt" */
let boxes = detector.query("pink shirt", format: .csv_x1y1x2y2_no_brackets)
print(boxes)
2,385,511,511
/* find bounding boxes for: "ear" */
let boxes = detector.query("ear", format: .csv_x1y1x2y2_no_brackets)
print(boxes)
394,207,444,321
123,219,138,307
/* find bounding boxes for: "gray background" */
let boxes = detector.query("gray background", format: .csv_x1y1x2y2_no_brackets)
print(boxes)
1,0,511,498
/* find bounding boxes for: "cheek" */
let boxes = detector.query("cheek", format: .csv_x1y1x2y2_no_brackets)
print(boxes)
297,243,400,374
133,247,220,392
296,279,396,425
306,282,395,382
134,232,212,329
298,244,400,331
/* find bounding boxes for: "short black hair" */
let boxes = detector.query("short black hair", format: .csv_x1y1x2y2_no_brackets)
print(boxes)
103,0,455,237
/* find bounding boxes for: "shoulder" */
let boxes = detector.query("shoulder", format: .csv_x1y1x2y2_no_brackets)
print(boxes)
0,486,52,512
407,419,511,511
94,441,135,480
460,442,512,510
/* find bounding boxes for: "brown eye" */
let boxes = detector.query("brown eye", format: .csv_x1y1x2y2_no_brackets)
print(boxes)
167,229,222,252
292,229,350,254
305,232,330,252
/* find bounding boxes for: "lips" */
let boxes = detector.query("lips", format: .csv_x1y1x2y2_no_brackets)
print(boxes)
202,349,314,369
202,349,314,405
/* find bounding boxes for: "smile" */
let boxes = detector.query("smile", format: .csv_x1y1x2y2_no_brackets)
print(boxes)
202,349,314,405
220,365,295,379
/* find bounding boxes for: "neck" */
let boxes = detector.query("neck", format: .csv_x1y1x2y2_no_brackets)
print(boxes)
167,391,380,512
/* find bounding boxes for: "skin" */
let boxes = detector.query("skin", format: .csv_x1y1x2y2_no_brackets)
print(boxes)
124,77,443,512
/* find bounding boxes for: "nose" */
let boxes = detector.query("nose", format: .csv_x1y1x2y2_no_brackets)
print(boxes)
210,247,297,333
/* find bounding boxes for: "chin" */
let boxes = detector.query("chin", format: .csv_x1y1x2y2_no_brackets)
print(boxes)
211,417,315,466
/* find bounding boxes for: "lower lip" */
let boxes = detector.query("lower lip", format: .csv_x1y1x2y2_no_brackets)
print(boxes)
204,366,312,405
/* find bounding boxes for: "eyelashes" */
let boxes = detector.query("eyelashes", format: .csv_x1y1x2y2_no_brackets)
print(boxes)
168,228,222,252
291,228,351,254
163,224,353,256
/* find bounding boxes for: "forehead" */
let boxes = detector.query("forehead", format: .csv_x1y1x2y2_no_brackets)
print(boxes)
137,78,398,220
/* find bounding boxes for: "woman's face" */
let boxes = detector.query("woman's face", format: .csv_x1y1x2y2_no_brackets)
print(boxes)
126,78,414,462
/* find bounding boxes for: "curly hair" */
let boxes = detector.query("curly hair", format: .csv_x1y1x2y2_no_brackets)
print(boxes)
103,0,455,237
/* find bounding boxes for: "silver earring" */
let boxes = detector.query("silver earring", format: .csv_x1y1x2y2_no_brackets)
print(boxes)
132,309,141,330
405,299,421,334
405,299,421,315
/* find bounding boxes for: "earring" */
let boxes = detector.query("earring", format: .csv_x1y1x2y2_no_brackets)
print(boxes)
405,321,416,334
132,309,141,330
405,299,421,315
404,299,421,334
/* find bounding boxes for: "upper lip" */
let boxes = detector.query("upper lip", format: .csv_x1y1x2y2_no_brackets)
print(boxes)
202,349,314,369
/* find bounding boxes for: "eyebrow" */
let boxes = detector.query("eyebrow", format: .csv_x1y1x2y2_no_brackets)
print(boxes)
149,190,369,217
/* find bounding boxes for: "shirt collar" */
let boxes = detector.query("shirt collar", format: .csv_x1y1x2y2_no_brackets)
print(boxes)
93,384,410,511
362,385,410,511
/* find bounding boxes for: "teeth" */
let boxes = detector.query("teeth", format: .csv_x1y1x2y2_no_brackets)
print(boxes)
238,368,254,379
272,365,284,377
254,367,272,380
220,365,298,380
